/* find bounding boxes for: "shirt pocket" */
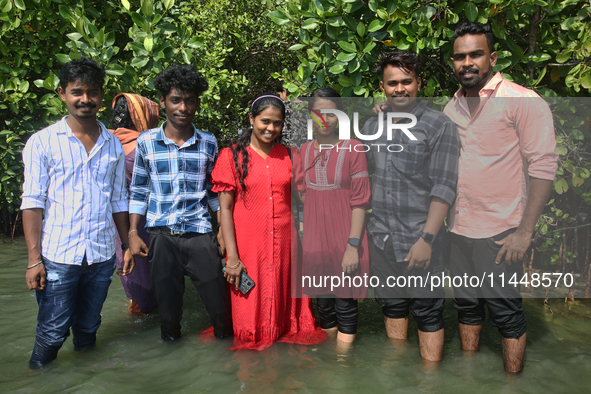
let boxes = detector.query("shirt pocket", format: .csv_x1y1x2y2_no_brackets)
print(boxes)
390,139,428,177
93,155,118,190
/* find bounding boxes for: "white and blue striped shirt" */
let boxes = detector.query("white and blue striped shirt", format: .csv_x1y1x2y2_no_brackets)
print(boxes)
21,116,128,265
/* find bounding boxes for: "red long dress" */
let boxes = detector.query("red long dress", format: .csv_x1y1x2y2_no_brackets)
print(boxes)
300,139,371,299
211,144,326,351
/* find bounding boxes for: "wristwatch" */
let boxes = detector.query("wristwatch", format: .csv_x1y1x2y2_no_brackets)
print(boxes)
121,243,130,252
420,232,436,244
348,237,361,248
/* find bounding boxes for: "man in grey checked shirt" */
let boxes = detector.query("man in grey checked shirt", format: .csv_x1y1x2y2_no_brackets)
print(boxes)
129,64,232,341
361,51,460,362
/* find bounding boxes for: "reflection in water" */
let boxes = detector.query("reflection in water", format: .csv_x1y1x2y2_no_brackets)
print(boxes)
3,237,591,392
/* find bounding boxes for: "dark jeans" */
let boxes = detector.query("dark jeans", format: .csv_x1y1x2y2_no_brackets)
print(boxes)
316,297,358,335
148,229,232,340
30,254,116,368
449,230,527,339
370,235,446,333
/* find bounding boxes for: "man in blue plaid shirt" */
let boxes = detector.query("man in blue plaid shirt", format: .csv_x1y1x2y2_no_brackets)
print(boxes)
362,51,460,362
129,64,232,341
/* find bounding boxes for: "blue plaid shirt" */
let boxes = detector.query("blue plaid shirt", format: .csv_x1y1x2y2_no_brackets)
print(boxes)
129,122,220,233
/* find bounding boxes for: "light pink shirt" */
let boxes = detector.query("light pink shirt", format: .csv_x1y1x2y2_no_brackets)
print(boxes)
444,73,558,239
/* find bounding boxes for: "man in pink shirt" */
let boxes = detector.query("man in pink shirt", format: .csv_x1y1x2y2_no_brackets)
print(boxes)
444,22,558,373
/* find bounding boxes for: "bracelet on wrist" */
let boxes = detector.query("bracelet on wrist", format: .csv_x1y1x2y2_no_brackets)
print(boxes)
128,229,138,237
27,261,44,269
226,260,241,269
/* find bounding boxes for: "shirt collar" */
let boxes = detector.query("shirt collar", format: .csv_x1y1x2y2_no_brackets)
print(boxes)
382,99,427,120
156,121,199,146
58,116,110,140
454,72,504,99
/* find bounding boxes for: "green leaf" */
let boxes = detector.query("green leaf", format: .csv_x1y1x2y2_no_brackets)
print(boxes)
288,44,305,51
367,19,386,32
131,56,150,68
141,0,153,18
162,0,174,10
187,37,203,49
106,64,125,76
338,41,356,53
268,10,290,25
363,41,376,53
19,80,29,93
524,53,550,62
302,18,319,30
329,63,346,74
144,35,153,52
66,32,83,41
131,12,145,27
377,9,389,20
58,5,77,24
327,17,344,27
121,0,130,10
466,3,478,22
556,50,573,63
580,71,591,89
14,0,25,11
493,58,511,72
55,54,71,63
554,178,568,194
338,77,353,87
158,22,177,33
356,22,365,37
336,52,356,62
555,146,568,156
353,86,366,95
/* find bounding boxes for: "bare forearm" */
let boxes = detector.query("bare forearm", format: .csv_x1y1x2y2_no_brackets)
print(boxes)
349,208,365,239
113,211,130,244
129,213,144,233
517,178,553,235
423,197,449,235
219,192,239,260
22,209,43,265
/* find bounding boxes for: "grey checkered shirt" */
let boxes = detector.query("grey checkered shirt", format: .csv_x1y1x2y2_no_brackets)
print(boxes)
360,100,460,259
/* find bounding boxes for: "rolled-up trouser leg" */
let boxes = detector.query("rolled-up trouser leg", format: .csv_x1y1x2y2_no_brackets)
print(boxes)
335,298,358,335
316,297,337,330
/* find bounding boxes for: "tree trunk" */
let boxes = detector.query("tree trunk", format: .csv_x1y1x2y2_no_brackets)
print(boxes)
527,6,541,81
584,229,591,297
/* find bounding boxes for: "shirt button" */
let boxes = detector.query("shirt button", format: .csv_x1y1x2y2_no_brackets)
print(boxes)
270,265,272,268
269,298,272,301
266,166,269,168
270,231,273,234
269,196,272,199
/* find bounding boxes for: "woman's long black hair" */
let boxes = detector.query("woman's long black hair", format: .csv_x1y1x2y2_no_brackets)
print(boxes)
230,94,285,195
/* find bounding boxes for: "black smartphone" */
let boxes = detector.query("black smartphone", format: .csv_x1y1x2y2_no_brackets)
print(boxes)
222,266,255,294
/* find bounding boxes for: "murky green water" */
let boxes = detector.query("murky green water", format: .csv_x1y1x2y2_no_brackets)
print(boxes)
2,236,591,393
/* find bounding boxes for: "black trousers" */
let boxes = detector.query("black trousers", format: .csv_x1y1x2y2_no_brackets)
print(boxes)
370,236,445,333
148,229,232,340
316,297,358,335
449,229,526,339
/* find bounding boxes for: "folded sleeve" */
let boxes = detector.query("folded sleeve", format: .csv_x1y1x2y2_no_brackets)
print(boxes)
515,97,558,181
20,132,49,210
129,138,151,215
211,147,238,193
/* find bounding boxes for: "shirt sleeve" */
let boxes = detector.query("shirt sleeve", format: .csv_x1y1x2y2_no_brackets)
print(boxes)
211,147,238,193
428,119,460,206
20,132,48,210
129,138,151,215
514,97,558,180
207,139,220,212
110,140,129,213
349,140,371,210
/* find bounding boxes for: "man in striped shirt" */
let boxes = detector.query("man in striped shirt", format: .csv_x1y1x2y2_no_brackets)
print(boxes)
21,58,134,370
129,65,232,341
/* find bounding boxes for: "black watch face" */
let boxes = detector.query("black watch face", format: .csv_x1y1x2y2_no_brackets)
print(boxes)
348,238,360,247
422,233,435,243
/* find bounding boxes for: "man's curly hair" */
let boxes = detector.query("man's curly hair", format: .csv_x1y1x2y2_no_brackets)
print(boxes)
59,57,105,90
154,64,209,98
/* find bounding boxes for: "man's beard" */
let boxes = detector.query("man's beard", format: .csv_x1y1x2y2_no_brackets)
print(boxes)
459,67,492,89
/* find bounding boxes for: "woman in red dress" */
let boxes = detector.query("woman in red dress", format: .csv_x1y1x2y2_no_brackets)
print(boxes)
300,88,371,345
212,94,325,351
